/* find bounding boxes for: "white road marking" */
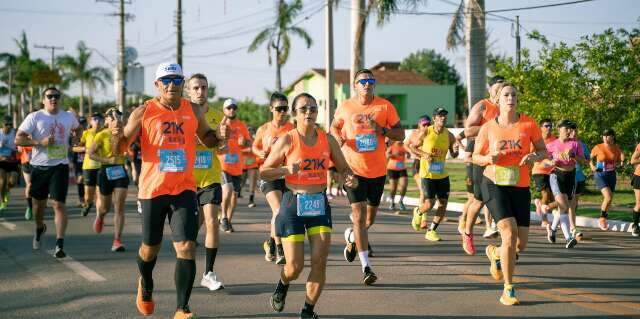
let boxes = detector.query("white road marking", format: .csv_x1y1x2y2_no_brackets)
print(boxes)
48,250,106,282
0,218,16,231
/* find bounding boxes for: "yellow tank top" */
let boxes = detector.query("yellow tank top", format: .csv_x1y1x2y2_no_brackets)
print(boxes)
81,128,103,169
193,106,224,188
93,129,126,165
419,126,450,179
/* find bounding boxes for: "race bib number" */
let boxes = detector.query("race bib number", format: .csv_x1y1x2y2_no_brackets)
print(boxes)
245,156,256,165
296,193,325,217
224,153,239,164
105,165,127,181
395,161,405,169
355,133,377,153
494,165,519,186
158,149,186,172
428,161,445,174
47,145,67,160
194,150,212,169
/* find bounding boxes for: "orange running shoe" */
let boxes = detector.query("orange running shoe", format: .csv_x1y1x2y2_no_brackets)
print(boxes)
174,307,196,319
485,244,503,281
462,233,475,255
136,277,154,316
598,217,609,231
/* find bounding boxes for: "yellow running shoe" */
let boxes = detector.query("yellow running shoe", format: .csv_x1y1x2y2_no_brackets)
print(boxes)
500,284,520,306
485,244,503,281
411,207,422,232
425,229,441,242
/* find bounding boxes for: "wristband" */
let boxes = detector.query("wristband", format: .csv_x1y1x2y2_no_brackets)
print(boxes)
381,127,389,136
458,131,465,139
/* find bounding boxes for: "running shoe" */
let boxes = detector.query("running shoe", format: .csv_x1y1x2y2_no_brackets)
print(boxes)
53,246,66,258
399,202,406,211
632,224,640,237
565,237,578,249
388,202,395,211
275,254,286,265
228,222,235,233
0,201,6,211
81,203,91,217
300,310,319,319
93,215,104,234
411,207,422,231
200,271,224,291
343,242,357,263
32,224,46,250
482,227,499,239
485,244,503,281
546,224,556,243
136,277,155,316
571,228,583,241
263,240,275,262
500,284,520,306
270,284,288,312
462,233,475,255
425,230,442,242
248,202,256,208
598,217,609,231
363,266,378,285
24,207,32,221
174,306,196,319
3,192,8,203
111,239,125,252
220,218,230,232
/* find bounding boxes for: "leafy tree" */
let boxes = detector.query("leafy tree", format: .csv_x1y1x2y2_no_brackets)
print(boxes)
400,49,466,116
210,98,270,131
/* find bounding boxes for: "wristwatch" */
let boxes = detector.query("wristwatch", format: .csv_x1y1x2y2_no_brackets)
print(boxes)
381,127,389,136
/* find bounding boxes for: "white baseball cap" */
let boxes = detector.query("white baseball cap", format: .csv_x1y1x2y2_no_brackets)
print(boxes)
155,62,183,80
223,98,238,108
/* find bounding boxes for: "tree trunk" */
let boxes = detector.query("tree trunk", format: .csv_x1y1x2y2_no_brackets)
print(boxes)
28,86,34,113
88,91,94,116
79,80,85,116
276,58,282,92
350,0,367,97
465,0,486,108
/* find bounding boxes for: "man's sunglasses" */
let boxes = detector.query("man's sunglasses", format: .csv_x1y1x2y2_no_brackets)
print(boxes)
159,77,184,86
274,106,289,113
296,106,318,114
46,94,61,100
357,79,376,86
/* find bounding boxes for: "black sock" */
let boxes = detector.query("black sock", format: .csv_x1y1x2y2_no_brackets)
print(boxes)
276,279,289,291
249,194,254,202
36,225,45,240
175,258,196,310
268,237,275,246
137,255,157,291
302,301,315,314
601,211,608,218
633,210,640,225
205,247,217,273
77,183,85,201
56,238,64,248
430,222,439,231
27,197,32,210
276,243,284,256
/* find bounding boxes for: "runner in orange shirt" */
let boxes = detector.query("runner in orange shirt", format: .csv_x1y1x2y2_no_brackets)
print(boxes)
473,81,547,306
120,62,225,319
590,128,624,231
217,98,252,233
242,127,259,208
254,92,294,264
629,142,640,237
18,145,33,220
330,68,405,285
386,140,409,211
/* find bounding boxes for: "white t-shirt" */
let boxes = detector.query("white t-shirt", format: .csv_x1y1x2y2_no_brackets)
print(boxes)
18,109,79,166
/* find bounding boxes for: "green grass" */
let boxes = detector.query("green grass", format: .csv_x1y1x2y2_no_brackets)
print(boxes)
386,161,637,221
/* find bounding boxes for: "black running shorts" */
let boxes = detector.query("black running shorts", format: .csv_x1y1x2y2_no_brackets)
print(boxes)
0,161,19,173
387,169,408,180
30,164,69,202
222,171,242,194
197,183,222,206
482,177,531,227
259,178,287,195
631,174,640,190
275,191,332,241
421,177,450,200
83,169,99,187
550,170,576,200
97,164,129,196
472,164,486,201
140,190,199,246
465,163,474,194
21,163,33,174
345,175,386,207
533,174,551,193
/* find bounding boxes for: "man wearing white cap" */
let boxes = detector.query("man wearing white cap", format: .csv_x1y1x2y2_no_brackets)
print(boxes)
118,62,226,319
217,98,252,233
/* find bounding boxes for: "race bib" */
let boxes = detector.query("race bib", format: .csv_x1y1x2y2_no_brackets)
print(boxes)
194,150,212,169
296,193,325,217
245,156,256,165
105,165,127,181
158,149,186,172
395,161,405,169
47,145,67,160
428,161,445,174
224,153,239,164
355,133,377,152
494,165,519,186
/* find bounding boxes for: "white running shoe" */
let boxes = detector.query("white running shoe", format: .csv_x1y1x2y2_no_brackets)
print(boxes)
200,271,224,291
344,227,355,243
32,224,46,250
482,227,499,239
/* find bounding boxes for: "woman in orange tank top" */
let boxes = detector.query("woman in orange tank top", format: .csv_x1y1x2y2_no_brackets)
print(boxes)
260,93,357,318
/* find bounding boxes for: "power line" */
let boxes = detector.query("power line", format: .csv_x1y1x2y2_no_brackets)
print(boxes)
183,2,277,33
0,8,105,16
486,0,596,14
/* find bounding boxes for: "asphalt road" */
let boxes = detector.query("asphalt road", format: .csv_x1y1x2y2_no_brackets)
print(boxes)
1,185,639,319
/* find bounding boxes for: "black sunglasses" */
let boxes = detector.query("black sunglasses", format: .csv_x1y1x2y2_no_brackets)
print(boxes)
542,124,553,128
274,106,289,113
225,105,237,110
46,94,61,100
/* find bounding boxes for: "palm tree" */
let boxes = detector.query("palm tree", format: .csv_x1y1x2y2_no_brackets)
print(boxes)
57,41,112,116
248,0,313,92
85,67,112,115
446,0,486,109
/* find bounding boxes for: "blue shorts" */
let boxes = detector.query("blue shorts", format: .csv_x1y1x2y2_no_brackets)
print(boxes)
275,191,332,242
594,171,616,191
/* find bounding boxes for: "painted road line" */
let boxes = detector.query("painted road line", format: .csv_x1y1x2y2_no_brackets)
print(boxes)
47,250,106,282
0,218,16,231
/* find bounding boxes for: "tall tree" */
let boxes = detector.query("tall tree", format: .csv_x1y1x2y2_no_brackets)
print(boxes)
248,0,313,92
57,41,112,116
446,0,486,109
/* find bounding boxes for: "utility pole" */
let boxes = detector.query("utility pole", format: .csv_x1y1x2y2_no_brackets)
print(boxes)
515,15,521,67
34,44,64,69
324,0,335,130
176,0,183,67
350,0,365,97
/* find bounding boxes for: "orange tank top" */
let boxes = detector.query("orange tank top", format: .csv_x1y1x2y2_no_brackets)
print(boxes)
479,99,499,125
386,141,408,171
19,146,33,164
138,98,198,199
284,128,330,186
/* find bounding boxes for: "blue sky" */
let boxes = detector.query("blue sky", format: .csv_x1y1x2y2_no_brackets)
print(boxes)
1,0,638,104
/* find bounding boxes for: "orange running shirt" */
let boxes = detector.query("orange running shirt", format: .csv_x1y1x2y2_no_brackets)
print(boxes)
387,141,408,171
284,128,330,186
18,146,32,164
478,99,499,125
474,115,542,188
138,98,198,199
531,135,557,175
333,96,401,178
634,144,640,176
253,121,294,166
216,119,251,176
591,143,622,172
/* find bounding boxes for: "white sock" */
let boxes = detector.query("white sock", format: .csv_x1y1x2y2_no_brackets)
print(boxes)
559,213,571,240
359,251,370,271
551,212,560,230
